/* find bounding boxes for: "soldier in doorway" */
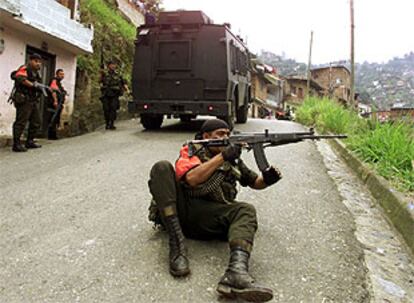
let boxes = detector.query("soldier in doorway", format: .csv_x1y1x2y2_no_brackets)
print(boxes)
11,53,45,152
147,119,282,302
48,69,67,140
99,61,128,130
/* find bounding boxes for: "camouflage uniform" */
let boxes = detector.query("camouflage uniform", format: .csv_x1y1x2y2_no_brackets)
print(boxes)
100,70,125,128
12,65,42,146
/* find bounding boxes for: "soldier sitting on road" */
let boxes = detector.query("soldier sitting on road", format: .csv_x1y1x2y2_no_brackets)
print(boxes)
148,119,282,302
11,53,45,152
99,60,129,130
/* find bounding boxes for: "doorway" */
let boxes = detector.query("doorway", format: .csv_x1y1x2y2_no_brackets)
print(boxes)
26,46,56,137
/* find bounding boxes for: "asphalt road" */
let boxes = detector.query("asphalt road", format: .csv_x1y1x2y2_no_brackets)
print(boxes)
0,118,372,303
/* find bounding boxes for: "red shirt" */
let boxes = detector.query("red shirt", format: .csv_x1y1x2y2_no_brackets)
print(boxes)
175,145,202,180
50,79,59,91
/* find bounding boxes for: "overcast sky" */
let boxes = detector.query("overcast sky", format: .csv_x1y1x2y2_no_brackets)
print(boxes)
162,0,414,64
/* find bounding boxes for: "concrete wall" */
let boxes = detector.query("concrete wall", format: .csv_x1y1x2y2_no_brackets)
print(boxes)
0,0,20,13
116,0,145,27
1,0,93,53
0,26,77,137
251,74,268,102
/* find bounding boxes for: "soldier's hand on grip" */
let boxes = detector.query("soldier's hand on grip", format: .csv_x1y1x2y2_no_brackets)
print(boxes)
222,144,242,163
262,166,282,186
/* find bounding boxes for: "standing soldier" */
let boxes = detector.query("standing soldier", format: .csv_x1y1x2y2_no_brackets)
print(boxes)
48,69,67,140
11,53,45,152
100,61,128,130
148,119,282,302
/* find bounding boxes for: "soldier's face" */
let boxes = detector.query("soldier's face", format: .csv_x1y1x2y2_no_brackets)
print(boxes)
203,128,230,154
30,59,42,70
108,63,117,71
57,71,65,80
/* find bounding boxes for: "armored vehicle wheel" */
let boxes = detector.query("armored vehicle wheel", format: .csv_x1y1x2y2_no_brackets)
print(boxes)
141,114,163,130
236,105,248,124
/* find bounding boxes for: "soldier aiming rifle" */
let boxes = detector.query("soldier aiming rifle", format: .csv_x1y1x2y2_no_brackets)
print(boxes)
147,118,347,302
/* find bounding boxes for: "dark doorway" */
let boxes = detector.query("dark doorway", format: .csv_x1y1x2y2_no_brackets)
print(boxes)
26,46,56,137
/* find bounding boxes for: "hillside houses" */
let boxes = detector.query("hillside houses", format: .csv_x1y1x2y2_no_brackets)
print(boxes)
311,65,352,105
249,61,354,119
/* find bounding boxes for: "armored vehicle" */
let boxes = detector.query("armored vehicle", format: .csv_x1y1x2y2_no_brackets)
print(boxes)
129,10,251,129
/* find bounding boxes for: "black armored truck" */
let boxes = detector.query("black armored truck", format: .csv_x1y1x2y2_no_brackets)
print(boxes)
129,10,251,129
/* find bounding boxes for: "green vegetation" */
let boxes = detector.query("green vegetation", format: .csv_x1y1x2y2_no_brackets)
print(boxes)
71,0,137,134
84,0,136,40
296,97,414,192
78,0,135,77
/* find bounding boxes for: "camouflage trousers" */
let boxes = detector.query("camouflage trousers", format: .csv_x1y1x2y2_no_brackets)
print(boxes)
148,160,258,244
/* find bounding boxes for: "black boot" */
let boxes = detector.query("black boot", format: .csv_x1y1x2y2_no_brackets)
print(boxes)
160,206,190,277
217,247,273,302
25,139,42,149
12,138,27,152
105,121,110,129
48,128,58,140
108,120,116,130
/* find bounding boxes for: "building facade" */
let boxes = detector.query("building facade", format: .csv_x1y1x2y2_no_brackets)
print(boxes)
311,65,351,105
249,60,284,118
0,0,93,139
283,76,324,110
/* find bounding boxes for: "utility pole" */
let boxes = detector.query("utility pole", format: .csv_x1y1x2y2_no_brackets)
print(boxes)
306,30,314,98
350,0,355,109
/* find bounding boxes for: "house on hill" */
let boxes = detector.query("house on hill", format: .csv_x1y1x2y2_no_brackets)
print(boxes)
283,75,324,110
0,0,93,140
311,65,352,106
250,59,284,118
390,103,414,122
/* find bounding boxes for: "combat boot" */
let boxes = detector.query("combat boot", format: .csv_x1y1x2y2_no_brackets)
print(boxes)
108,120,116,130
160,206,190,277
12,138,27,152
48,128,58,140
25,139,42,149
217,246,273,302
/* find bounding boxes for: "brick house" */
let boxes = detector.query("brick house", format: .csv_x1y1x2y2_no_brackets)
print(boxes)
0,0,93,139
283,75,324,111
390,104,414,122
311,65,351,105
250,59,284,118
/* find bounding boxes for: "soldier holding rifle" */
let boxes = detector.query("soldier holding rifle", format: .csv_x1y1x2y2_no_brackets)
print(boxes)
10,53,49,152
148,119,282,302
48,69,67,140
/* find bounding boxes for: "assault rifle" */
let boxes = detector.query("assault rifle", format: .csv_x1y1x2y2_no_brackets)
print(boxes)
48,91,67,127
33,82,51,97
187,129,347,172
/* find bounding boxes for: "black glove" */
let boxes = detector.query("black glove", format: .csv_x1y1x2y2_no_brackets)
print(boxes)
262,166,282,186
222,144,242,163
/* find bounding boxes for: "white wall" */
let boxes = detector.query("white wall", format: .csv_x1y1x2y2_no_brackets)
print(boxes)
116,0,145,27
1,0,93,53
0,26,77,137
